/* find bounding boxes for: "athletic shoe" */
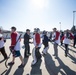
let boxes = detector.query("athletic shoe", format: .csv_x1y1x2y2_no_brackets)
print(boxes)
8,62,14,65
31,60,37,66
18,64,24,68
55,56,58,59
28,53,31,55
4,57,9,60
52,54,56,56
24,55,29,58
65,54,67,57
42,51,46,55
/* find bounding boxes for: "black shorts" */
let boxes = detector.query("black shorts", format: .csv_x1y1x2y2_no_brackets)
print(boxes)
13,50,21,57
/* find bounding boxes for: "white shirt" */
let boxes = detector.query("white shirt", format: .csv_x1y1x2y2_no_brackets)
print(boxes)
0,34,4,48
33,34,41,47
14,34,21,51
63,34,70,44
52,32,60,44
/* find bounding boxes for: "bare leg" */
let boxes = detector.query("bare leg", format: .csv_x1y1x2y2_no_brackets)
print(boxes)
19,56,24,65
8,56,15,65
12,56,15,63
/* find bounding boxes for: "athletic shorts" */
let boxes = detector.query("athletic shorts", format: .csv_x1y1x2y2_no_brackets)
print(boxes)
13,50,21,57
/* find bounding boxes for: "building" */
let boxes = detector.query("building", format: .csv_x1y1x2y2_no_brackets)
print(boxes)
3,30,24,39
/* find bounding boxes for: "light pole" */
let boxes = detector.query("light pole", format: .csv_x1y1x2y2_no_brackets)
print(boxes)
59,22,61,31
73,11,76,26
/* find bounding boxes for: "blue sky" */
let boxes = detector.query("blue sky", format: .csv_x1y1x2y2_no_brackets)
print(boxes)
0,0,76,31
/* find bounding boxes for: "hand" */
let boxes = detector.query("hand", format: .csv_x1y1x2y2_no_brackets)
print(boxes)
4,39,6,42
50,40,52,42
52,39,55,42
31,42,33,44
60,40,62,42
35,46,38,48
9,46,14,50
29,42,33,44
0,38,2,40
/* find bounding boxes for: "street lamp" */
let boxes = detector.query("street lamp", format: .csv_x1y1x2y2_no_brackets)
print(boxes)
59,22,61,31
73,11,76,26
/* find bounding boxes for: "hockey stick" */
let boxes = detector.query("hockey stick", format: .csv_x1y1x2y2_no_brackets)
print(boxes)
50,41,65,50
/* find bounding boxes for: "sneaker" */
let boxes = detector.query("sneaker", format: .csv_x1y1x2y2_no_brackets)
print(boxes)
52,54,56,56
31,60,37,66
65,54,67,57
6,57,9,59
42,52,46,55
28,53,31,55
18,64,24,68
55,56,58,59
4,56,9,60
73,46,76,48
24,55,29,58
8,62,14,65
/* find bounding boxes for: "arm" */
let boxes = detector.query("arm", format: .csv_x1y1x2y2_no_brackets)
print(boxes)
55,31,60,40
70,33,74,39
61,36,65,41
11,33,17,46
35,33,40,46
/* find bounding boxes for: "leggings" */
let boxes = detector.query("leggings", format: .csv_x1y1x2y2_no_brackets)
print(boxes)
0,47,7,59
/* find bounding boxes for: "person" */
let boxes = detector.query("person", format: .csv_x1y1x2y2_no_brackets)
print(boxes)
31,28,41,66
8,26,24,68
52,28,60,58
0,28,8,60
61,29,74,57
24,29,31,58
42,30,50,55
73,32,76,48
49,32,52,39
60,31,64,45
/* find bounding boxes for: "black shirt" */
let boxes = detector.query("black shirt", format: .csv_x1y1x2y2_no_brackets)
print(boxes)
24,33,30,45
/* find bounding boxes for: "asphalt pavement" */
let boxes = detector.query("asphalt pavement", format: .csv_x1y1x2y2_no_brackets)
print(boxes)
0,39,76,75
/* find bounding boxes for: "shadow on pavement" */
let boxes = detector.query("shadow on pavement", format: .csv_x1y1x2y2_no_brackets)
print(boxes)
43,53,58,75
68,48,76,53
0,59,5,63
30,59,42,75
1,69,7,75
43,53,76,75
60,45,76,53
14,67,24,75
14,57,29,75
4,65,13,75
57,57,76,75
68,53,76,64
60,45,76,64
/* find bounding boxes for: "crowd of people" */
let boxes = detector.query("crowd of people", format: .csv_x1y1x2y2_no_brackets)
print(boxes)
0,26,76,68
